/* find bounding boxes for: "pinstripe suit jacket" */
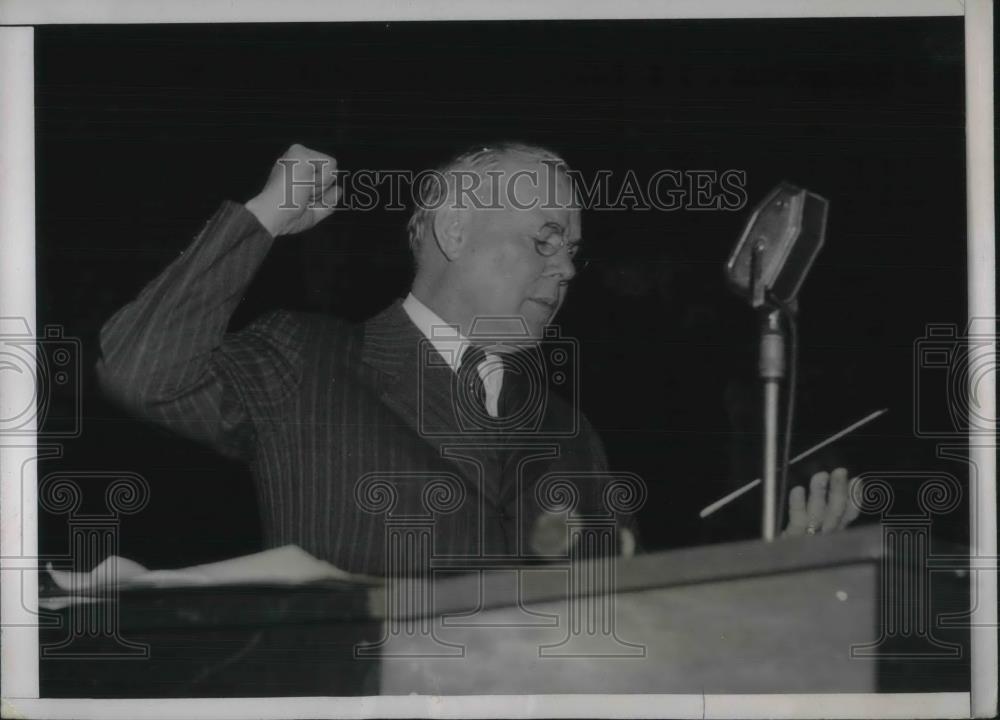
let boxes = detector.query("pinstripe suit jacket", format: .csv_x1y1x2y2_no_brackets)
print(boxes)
97,201,629,576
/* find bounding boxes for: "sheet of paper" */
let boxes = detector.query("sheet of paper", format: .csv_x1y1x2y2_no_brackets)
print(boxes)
46,544,382,593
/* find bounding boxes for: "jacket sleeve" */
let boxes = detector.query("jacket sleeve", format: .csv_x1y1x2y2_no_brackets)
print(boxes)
95,201,304,463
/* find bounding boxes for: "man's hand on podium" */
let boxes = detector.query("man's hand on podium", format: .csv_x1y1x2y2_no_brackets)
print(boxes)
530,511,637,558
782,467,861,537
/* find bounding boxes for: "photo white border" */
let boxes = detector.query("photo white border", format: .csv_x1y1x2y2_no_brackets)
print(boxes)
963,0,998,717
0,22,40,704
0,1,994,718
0,0,971,23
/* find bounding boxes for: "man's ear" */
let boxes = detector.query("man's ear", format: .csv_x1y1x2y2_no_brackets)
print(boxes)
432,205,465,261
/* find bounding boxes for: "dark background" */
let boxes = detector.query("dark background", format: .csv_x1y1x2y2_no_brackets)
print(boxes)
34,18,970,568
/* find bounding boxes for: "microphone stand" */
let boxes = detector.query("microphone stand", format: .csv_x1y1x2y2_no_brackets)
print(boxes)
758,308,785,541
749,239,790,541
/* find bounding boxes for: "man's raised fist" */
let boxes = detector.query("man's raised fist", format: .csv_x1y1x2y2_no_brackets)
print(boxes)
245,143,341,237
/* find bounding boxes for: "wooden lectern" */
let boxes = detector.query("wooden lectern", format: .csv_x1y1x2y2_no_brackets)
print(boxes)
371,524,885,694
39,523,969,696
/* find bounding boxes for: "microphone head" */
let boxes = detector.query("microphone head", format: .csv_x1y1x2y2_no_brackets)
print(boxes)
725,182,829,309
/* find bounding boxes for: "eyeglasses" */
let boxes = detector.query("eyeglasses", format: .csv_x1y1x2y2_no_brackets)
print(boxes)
531,235,591,272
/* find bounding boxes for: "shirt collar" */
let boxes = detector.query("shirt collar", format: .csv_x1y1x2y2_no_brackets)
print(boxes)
401,292,470,373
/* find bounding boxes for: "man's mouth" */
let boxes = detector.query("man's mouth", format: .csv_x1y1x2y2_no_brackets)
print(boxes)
528,297,558,311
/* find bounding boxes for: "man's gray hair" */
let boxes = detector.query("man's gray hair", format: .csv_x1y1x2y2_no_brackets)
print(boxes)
406,142,575,269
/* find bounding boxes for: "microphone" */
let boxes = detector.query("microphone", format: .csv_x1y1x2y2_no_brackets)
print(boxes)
725,182,829,309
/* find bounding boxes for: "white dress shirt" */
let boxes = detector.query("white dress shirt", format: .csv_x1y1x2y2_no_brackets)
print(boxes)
401,292,504,417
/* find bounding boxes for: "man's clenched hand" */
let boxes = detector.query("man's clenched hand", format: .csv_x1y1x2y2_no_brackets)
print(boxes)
245,143,340,237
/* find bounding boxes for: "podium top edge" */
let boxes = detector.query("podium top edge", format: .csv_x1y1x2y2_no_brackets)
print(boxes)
374,524,890,621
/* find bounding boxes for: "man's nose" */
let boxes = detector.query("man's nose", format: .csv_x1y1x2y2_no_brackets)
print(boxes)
546,248,576,282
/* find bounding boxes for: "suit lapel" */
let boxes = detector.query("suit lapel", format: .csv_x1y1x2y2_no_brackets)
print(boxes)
360,298,466,432
495,369,566,507
360,300,499,500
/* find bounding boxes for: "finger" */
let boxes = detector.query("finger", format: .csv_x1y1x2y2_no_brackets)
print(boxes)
783,485,808,536
806,471,829,532
822,467,849,533
839,475,863,529
287,144,337,169
310,163,332,192
311,171,340,211
320,182,342,209
306,186,340,223
619,528,636,559
531,511,569,554
286,151,335,185
323,166,340,194
314,159,338,188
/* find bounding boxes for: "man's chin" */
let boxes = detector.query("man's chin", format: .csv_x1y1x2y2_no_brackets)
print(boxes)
524,315,551,340
467,313,550,343
525,299,560,332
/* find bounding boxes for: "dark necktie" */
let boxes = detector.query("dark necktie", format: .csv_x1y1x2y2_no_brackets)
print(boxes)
497,351,540,422
458,344,488,414
497,353,524,421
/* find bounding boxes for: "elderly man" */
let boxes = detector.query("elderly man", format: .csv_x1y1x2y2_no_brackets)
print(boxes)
96,142,854,576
